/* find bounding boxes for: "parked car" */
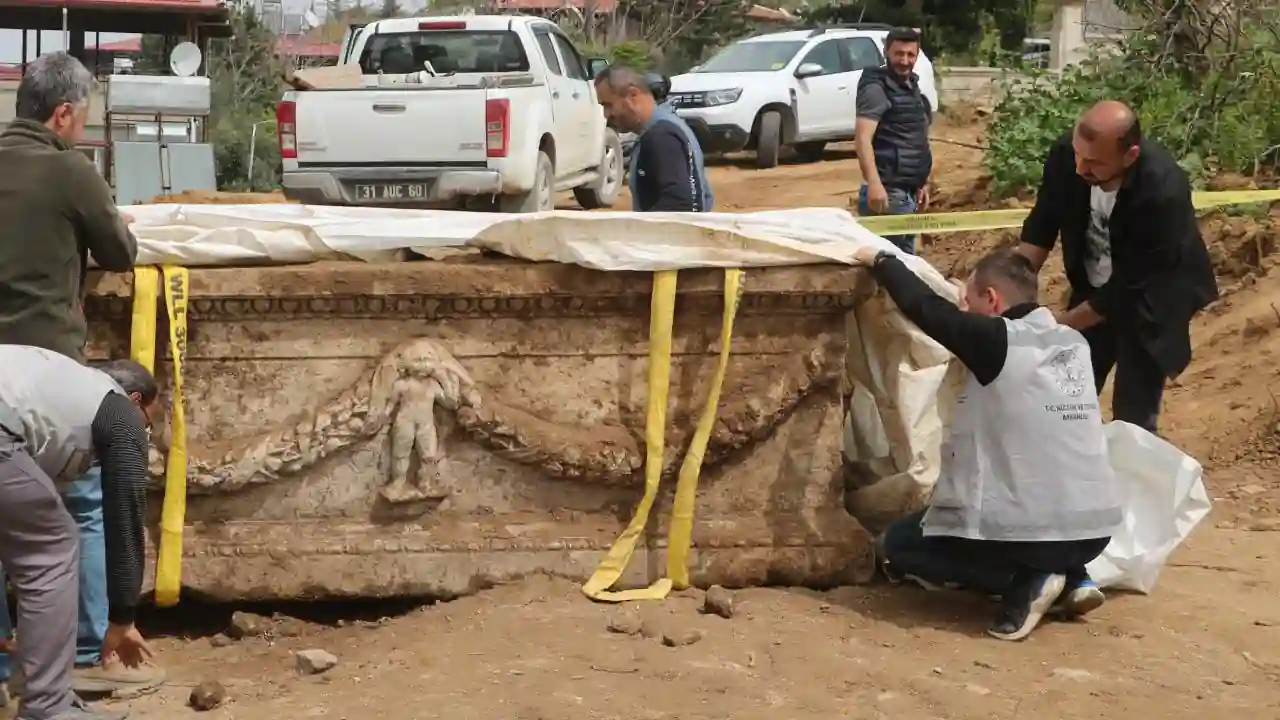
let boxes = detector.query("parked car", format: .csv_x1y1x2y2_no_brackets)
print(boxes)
278,15,624,212
667,24,940,169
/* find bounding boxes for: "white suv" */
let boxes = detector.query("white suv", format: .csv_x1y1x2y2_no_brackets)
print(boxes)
667,24,939,168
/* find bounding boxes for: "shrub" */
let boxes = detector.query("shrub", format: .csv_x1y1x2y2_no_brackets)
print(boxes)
984,25,1280,196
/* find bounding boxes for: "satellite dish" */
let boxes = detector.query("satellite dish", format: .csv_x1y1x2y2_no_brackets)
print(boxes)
169,42,202,77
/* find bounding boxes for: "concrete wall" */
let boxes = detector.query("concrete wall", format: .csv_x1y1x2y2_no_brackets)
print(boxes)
936,67,1060,109
937,66,1006,108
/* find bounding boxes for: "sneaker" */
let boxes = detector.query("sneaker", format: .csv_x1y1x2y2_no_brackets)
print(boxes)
987,572,1066,642
1050,579,1105,619
72,659,166,696
880,559,952,592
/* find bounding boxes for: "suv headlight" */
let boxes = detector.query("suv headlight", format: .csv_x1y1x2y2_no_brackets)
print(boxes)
704,88,742,106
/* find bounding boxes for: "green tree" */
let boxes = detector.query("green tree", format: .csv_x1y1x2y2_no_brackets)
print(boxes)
206,6,288,190
800,0,1037,59
135,35,170,74
984,1,1280,194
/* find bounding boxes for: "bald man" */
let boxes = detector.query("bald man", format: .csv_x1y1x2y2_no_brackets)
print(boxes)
1015,101,1217,434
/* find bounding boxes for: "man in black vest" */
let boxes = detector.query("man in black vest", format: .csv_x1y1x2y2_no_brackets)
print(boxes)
855,27,933,254
1016,101,1219,433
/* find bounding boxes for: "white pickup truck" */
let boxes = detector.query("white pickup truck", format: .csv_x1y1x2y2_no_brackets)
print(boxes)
277,15,623,212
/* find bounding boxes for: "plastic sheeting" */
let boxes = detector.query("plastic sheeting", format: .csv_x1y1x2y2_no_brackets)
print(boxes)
113,203,1207,590
1086,422,1212,593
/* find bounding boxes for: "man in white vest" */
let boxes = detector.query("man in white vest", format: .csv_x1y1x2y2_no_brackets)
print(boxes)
0,346,157,720
850,246,1122,641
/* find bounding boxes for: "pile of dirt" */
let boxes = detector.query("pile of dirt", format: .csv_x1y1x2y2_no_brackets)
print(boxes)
1203,213,1280,282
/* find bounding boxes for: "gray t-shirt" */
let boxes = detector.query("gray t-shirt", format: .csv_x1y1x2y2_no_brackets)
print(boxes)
855,79,933,123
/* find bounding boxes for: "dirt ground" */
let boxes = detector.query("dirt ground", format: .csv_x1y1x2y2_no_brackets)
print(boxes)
106,115,1280,719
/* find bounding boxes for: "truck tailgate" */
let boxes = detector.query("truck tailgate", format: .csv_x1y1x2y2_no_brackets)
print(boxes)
295,88,488,165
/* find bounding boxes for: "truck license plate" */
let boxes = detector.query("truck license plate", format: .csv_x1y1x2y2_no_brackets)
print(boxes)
353,183,428,202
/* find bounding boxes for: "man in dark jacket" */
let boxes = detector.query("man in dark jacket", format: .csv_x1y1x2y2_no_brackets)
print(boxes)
1016,101,1219,433
594,65,714,213
855,27,933,254
0,51,137,362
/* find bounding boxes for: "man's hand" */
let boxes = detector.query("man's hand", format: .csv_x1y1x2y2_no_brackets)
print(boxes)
119,212,135,225
102,622,154,668
866,182,890,213
915,185,931,212
850,246,882,267
0,636,15,654
1055,302,1104,331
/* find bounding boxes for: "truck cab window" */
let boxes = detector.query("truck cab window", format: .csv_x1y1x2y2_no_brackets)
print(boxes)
359,30,531,74
533,32,563,76
551,34,587,81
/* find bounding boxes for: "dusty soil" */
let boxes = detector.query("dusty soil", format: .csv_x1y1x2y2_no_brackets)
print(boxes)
86,115,1280,719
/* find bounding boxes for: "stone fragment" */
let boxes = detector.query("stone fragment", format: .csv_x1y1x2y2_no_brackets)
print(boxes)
295,648,338,674
661,628,703,647
227,611,269,639
209,634,234,647
189,681,227,711
703,585,735,619
606,608,644,635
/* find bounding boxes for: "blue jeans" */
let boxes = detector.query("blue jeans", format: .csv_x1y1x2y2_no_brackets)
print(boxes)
858,184,919,254
0,465,107,679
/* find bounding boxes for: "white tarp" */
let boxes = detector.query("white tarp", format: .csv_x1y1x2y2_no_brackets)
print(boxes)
114,203,1208,592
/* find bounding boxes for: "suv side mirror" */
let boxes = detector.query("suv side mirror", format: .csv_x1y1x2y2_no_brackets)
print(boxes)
586,57,609,79
794,62,824,79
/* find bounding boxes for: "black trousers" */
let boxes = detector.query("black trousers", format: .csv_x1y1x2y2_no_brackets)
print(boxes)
882,510,1111,596
1081,321,1165,434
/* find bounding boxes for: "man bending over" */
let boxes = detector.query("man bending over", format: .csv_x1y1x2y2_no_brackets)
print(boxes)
0,348,157,719
850,247,1122,641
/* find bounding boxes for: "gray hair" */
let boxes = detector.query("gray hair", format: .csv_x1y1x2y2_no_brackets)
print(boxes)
593,65,650,97
93,359,159,405
16,52,96,122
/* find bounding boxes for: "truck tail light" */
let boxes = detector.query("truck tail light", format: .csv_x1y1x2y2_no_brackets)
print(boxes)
419,21,467,29
485,98,509,158
276,100,297,160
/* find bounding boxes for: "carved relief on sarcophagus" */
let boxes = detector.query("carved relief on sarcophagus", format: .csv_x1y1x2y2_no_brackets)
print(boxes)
84,260,878,601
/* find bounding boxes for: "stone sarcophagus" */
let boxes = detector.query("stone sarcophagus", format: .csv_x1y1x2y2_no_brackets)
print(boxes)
84,259,877,601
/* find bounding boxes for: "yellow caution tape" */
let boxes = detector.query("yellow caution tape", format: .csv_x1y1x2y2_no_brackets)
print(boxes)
582,268,743,602
154,266,190,607
858,188,1280,236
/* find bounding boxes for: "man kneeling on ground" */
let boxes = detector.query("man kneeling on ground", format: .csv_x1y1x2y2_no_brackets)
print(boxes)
0,348,157,720
850,246,1122,641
